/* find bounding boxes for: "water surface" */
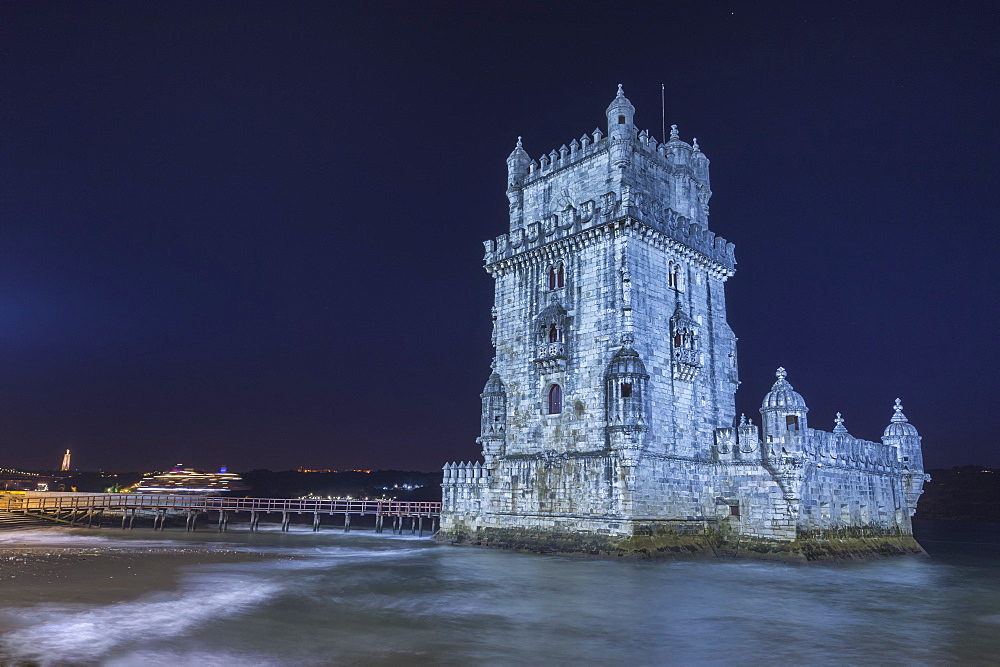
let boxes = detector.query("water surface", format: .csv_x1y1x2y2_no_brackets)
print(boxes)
0,520,997,665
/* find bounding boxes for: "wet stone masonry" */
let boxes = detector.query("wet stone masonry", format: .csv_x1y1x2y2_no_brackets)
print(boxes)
440,86,928,561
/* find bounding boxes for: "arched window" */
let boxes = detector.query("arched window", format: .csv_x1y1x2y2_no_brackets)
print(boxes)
668,261,676,289
548,266,557,290
548,384,562,414
557,262,565,288
549,324,559,343
673,332,682,348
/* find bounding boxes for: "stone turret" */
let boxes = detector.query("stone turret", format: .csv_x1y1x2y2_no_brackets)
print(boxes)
506,137,531,223
760,367,809,455
882,399,921,467
605,346,650,467
477,372,507,467
606,84,635,169
882,398,927,515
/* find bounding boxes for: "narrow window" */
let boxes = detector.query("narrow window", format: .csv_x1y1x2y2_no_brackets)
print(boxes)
668,262,676,288
674,333,682,348
548,266,556,290
618,115,625,124
729,505,740,517
549,324,558,343
548,384,562,414
557,262,565,288
785,415,799,431
621,382,633,398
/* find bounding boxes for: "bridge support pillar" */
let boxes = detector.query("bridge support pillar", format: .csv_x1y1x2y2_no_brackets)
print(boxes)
281,512,290,532
218,510,228,532
344,513,351,533
312,512,320,532
418,516,424,537
375,514,383,533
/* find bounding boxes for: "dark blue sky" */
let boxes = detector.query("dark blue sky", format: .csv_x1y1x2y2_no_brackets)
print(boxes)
1,2,997,471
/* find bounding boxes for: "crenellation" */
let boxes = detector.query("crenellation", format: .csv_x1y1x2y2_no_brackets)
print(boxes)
442,85,926,561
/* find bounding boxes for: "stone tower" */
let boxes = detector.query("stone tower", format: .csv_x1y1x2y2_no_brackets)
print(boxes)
440,86,926,560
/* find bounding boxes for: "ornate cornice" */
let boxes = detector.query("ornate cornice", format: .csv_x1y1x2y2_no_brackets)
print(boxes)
485,216,736,281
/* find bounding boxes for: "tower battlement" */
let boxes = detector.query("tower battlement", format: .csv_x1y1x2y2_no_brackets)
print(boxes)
518,124,709,191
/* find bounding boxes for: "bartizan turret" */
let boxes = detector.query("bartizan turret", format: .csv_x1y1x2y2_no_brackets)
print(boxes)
606,84,635,169
760,367,809,458
759,367,807,505
882,398,928,515
506,137,531,224
477,371,507,468
605,346,650,468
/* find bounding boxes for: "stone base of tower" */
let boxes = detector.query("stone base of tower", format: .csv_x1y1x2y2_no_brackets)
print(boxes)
437,515,925,562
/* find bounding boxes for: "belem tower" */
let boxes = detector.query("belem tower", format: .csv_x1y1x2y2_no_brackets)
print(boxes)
439,86,928,560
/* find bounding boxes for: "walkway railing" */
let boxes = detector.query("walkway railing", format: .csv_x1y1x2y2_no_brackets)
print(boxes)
1,493,441,534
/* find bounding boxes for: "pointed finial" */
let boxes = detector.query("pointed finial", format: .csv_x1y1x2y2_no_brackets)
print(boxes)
617,83,624,97
692,137,700,151
669,124,679,141
892,398,908,423
776,367,787,380
516,136,523,148
833,412,848,433
739,413,747,426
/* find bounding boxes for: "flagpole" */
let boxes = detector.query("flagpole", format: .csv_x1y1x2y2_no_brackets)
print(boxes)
661,84,666,143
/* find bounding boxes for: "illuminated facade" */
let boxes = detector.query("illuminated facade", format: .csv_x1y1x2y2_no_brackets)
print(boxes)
439,86,928,560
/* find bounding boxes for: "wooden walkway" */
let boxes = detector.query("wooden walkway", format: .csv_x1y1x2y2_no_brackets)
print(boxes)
2,493,441,535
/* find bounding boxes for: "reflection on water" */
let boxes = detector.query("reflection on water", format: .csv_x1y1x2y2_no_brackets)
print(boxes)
0,520,997,665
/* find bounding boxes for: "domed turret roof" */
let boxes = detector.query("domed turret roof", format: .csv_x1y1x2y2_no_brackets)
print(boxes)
883,398,919,437
761,367,808,411
507,136,529,163
606,83,635,115
605,346,647,378
482,372,506,396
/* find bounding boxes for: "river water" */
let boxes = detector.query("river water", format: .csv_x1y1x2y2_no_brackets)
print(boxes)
0,520,997,665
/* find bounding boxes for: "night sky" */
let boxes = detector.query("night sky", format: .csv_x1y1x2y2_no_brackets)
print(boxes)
2,2,997,472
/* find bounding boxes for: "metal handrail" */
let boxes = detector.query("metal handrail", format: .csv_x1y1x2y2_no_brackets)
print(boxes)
5,493,441,516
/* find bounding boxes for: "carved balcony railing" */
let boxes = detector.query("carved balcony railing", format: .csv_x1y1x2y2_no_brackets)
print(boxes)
672,347,702,381
535,342,566,360
534,342,567,372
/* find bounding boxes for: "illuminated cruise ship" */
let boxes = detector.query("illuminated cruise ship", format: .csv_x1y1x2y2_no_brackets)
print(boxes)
133,465,248,495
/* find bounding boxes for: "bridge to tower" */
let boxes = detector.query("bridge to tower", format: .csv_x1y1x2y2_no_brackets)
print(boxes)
2,493,441,535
